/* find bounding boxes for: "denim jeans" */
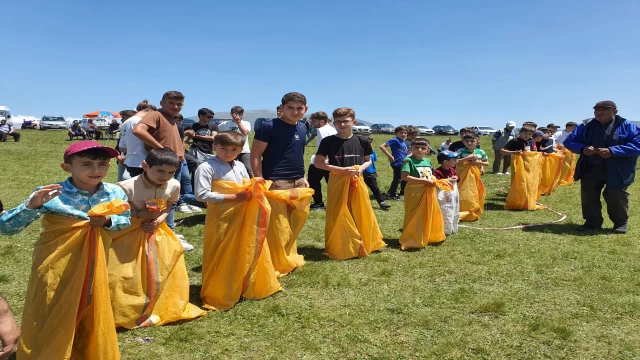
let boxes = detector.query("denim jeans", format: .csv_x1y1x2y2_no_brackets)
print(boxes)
177,160,192,206
117,162,130,182
166,161,182,231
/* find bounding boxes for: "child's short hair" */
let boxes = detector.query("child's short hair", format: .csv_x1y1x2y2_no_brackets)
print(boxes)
175,114,184,121
407,126,419,136
281,92,307,105
332,107,355,120
145,148,180,169
310,111,329,122
520,125,536,133
198,108,214,117
459,127,474,135
462,134,476,141
119,110,136,118
394,126,409,134
538,127,550,133
566,121,578,128
411,137,430,147
136,99,157,112
522,121,538,128
161,91,185,102
213,131,246,147
230,106,244,116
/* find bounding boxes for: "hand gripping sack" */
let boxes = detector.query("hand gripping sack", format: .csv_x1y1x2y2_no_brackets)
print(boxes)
109,218,206,328
456,161,486,222
325,168,386,260
400,179,453,250
505,152,544,210
539,152,565,195
18,200,129,360
437,181,459,235
201,178,282,310
559,147,577,186
264,183,314,277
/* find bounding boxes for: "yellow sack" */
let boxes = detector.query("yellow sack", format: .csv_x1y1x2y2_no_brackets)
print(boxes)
399,180,452,250
18,200,129,360
456,161,486,222
505,152,544,210
559,147,577,186
325,169,386,260
540,152,565,195
264,184,314,277
109,218,206,328
201,178,282,311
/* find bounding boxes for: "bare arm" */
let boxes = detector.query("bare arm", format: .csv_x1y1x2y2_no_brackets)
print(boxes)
314,155,353,175
250,139,268,178
378,143,394,161
234,117,250,135
132,122,163,149
0,294,20,360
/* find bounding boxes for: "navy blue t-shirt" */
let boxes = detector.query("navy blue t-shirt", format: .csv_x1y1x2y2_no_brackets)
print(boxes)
254,118,307,180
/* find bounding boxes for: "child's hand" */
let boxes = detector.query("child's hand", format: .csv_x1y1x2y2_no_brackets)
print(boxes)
89,215,111,228
514,150,522,156
342,167,358,177
26,184,62,209
386,154,395,162
449,176,459,182
235,190,252,201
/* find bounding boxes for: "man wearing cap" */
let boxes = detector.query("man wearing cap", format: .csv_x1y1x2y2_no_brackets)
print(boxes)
564,101,640,233
491,121,517,174
0,119,20,142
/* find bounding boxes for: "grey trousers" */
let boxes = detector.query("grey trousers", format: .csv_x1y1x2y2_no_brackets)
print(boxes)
492,150,511,173
580,164,629,228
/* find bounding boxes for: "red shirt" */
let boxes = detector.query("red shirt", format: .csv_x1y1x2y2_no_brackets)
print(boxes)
434,166,457,180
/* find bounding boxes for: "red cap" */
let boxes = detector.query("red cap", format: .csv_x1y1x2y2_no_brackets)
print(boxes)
63,140,119,161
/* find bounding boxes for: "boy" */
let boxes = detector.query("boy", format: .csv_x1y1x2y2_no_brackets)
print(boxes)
448,127,476,153
501,126,535,155
401,138,435,185
111,148,205,328
555,121,578,147
0,140,129,359
379,126,409,200
361,136,392,210
434,151,460,235
434,151,459,181
196,132,281,310
307,111,337,210
537,127,555,153
315,107,385,260
217,106,252,177
458,134,490,168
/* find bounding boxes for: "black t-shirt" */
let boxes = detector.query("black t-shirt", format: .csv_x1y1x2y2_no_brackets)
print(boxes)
177,124,185,139
191,122,214,154
449,140,480,153
317,135,372,168
504,138,530,151
538,139,555,153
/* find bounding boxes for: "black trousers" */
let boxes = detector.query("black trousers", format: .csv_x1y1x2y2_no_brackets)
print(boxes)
387,165,403,196
0,132,20,142
126,166,144,177
308,164,330,204
580,163,629,228
363,173,385,204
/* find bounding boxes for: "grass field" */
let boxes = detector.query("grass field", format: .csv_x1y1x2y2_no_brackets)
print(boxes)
1,130,639,359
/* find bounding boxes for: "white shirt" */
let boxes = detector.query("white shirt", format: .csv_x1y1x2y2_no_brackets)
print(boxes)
439,142,451,152
217,120,252,153
555,130,572,146
310,124,338,165
120,116,147,168
194,156,249,203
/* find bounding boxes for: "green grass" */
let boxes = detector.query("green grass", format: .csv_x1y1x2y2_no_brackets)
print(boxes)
2,130,640,359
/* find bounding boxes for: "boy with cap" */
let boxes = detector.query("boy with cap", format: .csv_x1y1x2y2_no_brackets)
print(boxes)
0,140,130,359
434,151,459,235
537,128,555,153
491,121,516,174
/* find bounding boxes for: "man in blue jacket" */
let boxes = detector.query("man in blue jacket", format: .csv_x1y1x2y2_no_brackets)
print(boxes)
564,101,640,233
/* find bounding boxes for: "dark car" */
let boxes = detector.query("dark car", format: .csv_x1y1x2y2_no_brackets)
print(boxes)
432,125,458,135
370,123,395,134
253,117,272,132
181,118,196,130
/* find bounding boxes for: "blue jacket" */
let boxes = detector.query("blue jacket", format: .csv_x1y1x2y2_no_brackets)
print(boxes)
564,115,640,188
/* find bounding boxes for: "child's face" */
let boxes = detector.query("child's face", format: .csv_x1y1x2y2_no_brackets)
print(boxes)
407,133,417,141
396,130,408,140
333,116,356,135
567,125,576,132
460,132,469,140
142,163,178,185
411,144,429,158
61,156,111,190
213,144,243,163
533,135,543,142
281,101,308,123
463,138,477,150
519,131,533,140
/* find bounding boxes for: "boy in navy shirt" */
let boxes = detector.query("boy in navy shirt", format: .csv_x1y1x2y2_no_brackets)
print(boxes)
379,126,409,200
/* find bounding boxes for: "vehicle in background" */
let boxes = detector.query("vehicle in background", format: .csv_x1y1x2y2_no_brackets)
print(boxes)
40,116,68,130
253,117,272,132
352,121,371,134
473,126,497,136
22,119,40,129
417,126,435,136
80,117,109,130
0,106,12,124
370,123,395,134
182,118,196,130
431,125,458,135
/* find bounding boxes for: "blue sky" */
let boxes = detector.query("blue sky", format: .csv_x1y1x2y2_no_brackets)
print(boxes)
1,0,639,129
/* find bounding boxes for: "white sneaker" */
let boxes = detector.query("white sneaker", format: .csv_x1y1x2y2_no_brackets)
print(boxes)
495,172,503,175
180,239,194,251
176,203,192,214
176,234,185,240
504,171,510,175
187,204,203,213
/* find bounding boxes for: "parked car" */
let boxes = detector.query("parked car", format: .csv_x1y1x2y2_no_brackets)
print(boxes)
80,118,109,130
182,118,196,130
39,116,68,130
253,118,271,132
21,119,39,129
370,123,395,134
473,126,497,136
431,125,459,135
417,126,435,136
352,121,371,134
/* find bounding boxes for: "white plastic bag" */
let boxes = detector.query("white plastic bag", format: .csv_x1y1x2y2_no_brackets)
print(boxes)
437,182,459,235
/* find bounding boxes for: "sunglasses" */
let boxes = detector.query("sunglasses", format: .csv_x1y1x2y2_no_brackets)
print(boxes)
334,120,352,125
205,115,214,119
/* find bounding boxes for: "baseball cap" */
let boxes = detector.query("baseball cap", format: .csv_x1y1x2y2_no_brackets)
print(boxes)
437,151,457,164
593,100,616,109
533,130,544,137
506,121,516,127
64,140,119,161
546,123,558,128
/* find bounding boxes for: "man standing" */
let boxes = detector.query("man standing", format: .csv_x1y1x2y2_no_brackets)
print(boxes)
217,106,252,177
307,111,337,209
564,101,640,233
0,120,20,142
491,121,516,174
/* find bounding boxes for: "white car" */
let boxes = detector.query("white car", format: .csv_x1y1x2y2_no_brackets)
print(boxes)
40,116,68,130
417,126,435,136
352,121,371,134
474,126,497,136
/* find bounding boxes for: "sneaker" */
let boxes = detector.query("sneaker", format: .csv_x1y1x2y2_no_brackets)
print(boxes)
613,223,628,234
187,204,203,213
379,201,392,210
176,234,185,240
495,172,504,175
388,195,402,201
180,239,194,251
504,172,510,175
310,202,326,210
176,203,193,214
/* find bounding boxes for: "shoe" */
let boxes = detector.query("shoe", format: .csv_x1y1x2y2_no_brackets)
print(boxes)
379,201,392,210
388,195,402,201
176,234,185,240
310,202,326,210
613,223,628,234
495,172,503,175
504,172,510,175
180,239,194,251
176,203,193,214
187,204,203,213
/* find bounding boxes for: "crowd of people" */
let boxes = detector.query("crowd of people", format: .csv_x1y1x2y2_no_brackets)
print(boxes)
0,92,638,358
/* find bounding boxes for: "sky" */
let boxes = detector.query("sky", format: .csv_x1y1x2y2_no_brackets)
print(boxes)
1,0,639,129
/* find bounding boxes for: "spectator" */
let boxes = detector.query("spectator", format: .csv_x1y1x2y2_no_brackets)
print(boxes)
217,106,252,177
439,138,452,153
108,119,120,137
115,110,137,181
0,119,20,142
81,118,100,139
555,121,578,147
307,111,337,209
67,120,87,141
491,121,516,174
